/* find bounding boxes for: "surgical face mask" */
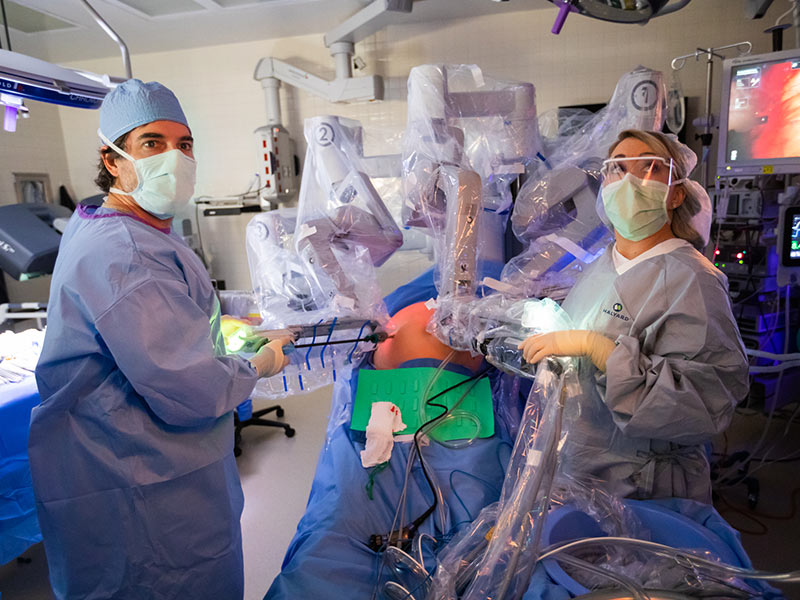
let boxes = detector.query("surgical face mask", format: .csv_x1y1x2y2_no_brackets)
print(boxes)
601,173,670,242
99,129,196,219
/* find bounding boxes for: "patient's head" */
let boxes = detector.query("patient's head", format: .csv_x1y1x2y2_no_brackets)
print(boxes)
373,302,483,371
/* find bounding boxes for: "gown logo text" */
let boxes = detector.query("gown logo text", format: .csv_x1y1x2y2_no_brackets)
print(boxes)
603,302,630,321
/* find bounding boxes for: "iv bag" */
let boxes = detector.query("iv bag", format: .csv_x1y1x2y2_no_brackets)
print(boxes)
666,70,685,134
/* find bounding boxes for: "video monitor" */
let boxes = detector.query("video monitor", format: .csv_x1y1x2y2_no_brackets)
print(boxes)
781,205,800,267
718,49,800,177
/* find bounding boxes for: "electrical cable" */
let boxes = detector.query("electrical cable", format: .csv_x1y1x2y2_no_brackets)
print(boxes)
370,441,418,600
717,286,790,487
747,361,800,373
386,366,491,542
410,369,489,536
715,494,769,535
750,285,793,469
775,0,796,26
752,447,800,463
746,349,800,361
394,354,453,538
719,487,800,523
369,361,490,600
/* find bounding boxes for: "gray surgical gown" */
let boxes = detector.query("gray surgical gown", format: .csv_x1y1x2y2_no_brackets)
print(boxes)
559,241,748,503
29,205,259,600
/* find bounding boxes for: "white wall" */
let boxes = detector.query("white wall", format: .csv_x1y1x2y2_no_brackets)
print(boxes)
50,0,786,288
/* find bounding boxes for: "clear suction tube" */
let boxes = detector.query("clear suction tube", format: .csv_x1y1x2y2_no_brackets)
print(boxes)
419,373,486,534
554,554,649,600
418,360,574,600
419,351,483,450
538,537,800,584
454,359,572,600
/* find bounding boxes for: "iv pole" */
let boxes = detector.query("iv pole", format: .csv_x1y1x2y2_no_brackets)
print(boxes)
670,41,752,189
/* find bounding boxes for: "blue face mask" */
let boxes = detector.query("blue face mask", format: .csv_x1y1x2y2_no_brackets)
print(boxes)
601,173,670,241
100,129,196,219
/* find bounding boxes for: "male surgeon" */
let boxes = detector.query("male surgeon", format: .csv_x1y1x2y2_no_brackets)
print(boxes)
29,79,287,599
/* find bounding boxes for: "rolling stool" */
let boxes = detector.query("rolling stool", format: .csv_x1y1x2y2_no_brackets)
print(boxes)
234,398,295,457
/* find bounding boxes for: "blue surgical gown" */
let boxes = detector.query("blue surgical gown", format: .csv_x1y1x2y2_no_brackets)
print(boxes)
29,205,259,600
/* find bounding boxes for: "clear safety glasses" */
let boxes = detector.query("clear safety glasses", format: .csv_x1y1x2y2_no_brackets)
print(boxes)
600,156,676,187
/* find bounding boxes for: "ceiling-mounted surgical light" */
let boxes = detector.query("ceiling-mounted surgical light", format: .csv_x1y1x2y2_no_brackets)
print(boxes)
549,0,691,33
0,48,109,131
0,0,130,132
0,92,28,132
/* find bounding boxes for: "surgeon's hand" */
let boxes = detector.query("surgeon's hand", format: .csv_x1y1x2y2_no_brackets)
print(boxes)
518,330,616,372
249,337,292,378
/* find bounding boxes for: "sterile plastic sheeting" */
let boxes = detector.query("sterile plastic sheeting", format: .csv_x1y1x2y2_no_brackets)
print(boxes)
246,115,401,330
251,321,378,401
243,114,409,400
247,116,401,328
402,64,539,222
525,65,665,187
401,64,541,352
218,290,259,320
426,502,501,600
402,63,539,238
510,166,605,246
504,66,665,300
526,497,776,599
265,361,517,600
501,225,613,302
473,297,574,379
246,208,331,326
423,359,581,600
426,482,637,600
353,122,406,237
550,477,642,543
538,477,660,594
401,63,538,243
0,329,45,384
537,107,596,146
296,114,403,273
423,166,483,350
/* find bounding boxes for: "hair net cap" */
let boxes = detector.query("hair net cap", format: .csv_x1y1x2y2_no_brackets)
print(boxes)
99,79,189,142
664,132,698,177
683,179,712,247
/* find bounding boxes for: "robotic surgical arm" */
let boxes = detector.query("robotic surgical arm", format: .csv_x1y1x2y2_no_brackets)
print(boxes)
296,116,403,303
247,115,403,328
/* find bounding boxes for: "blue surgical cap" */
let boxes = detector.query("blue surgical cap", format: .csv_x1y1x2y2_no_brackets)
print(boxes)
99,79,189,142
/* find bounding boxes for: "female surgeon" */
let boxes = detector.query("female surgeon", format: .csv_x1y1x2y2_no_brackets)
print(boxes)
518,129,749,503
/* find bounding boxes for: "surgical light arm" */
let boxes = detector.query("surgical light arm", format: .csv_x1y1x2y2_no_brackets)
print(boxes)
253,57,383,104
